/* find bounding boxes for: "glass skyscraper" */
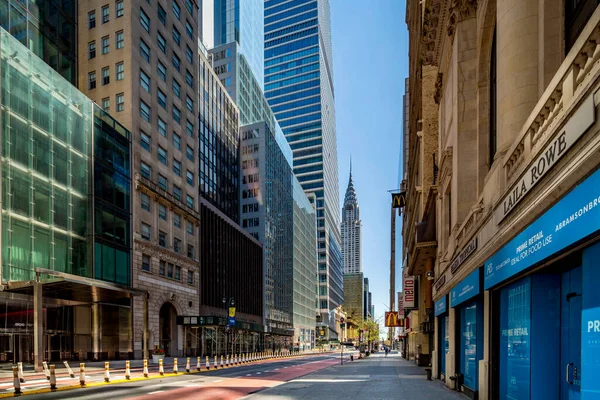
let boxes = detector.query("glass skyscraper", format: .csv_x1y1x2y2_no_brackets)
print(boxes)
264,0,341,337
213,0,265,86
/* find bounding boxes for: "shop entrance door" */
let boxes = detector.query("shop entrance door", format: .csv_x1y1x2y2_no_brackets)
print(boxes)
561,266,582,400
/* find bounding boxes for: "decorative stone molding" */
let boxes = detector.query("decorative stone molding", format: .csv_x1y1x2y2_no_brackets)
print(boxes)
455,202,487,245
422,0,442,65
439,146,453,186
135,240,198,270
433,72,443,104
447,0,477,37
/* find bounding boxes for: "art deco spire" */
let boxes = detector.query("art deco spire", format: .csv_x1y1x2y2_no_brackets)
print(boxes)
344,158,358,207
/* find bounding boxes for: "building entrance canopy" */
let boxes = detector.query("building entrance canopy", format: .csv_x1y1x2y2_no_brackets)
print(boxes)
5,268,146,305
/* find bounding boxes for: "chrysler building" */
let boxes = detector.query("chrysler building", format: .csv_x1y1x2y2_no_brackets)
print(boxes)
342,162,362,274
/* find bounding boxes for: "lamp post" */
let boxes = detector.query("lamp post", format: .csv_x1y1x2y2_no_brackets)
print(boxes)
222,297,235,355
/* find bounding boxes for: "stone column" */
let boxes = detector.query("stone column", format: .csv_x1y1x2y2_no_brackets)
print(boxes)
447,306,457,389
497,0,540,152
92,303,101,360
479,290,491,400
143,293,149,359
33,277,43,372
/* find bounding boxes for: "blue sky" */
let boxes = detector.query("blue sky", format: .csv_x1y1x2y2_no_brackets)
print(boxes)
330,0,408,328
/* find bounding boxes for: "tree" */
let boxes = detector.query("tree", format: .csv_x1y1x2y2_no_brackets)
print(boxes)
357,319,379,351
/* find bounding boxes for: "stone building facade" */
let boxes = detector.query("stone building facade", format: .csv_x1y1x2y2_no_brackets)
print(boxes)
405,1,600,399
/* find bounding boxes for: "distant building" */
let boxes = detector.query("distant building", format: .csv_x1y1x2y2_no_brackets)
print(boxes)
342,273,363,324
342,164,362,274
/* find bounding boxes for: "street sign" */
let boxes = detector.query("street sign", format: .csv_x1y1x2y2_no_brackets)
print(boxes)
340,323,345,329
228,316,235,326
228,307,236,318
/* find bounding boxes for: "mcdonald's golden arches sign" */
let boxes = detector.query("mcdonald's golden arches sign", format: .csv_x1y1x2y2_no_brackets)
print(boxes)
391,192,407,208
385,312,404,327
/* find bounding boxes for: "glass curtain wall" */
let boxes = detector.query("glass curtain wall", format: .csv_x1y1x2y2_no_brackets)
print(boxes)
0,28,92,282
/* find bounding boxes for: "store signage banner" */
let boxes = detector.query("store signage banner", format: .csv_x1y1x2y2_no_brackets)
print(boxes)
485,165,600,290
403,269,417,309
450,268,480,308
434,296,447,317
497,94,595,221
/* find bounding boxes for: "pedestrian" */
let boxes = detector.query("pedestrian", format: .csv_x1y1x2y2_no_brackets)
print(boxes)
385,347,389,357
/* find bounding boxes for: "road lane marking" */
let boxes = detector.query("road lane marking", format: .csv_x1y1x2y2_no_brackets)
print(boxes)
214,379,223,383
246,374,252,376
148,391,164,395
256,372,262,375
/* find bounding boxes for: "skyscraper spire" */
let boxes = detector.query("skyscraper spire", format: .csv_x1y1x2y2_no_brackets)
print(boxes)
342,160,361,274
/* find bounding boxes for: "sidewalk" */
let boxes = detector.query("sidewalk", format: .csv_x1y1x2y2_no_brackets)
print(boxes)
246,352,466,400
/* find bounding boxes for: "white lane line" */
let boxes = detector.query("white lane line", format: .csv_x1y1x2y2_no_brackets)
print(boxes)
214,379,223,383
274,368,280,370
246,374,252,376
148,390,164,395
255,372,262,375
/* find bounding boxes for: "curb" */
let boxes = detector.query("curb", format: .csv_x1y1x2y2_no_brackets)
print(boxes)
0,352,332,398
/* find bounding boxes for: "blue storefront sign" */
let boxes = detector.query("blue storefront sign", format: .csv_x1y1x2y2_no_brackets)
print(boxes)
450,269,481,308
485,166,600,290
435,296,447,317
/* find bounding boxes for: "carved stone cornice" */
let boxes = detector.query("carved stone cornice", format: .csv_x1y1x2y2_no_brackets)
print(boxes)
447,0,477,37
439,147,453,186
422,0,442,65
434,73,443,104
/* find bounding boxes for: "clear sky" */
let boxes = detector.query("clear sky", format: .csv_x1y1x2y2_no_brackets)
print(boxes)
330,0,408,330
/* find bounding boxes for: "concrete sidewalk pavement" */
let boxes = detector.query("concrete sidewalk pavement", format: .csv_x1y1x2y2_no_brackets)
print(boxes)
245,352,466,399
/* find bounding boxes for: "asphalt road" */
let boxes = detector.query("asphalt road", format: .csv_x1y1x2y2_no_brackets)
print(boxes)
23,353,346,400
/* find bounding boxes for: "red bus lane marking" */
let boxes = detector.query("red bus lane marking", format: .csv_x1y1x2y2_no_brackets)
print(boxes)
125,358,340,400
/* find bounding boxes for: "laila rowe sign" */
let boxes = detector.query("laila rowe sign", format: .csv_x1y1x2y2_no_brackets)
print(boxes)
497,94,595,222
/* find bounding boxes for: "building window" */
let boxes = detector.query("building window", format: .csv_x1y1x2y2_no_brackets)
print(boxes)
158,118,167,137
186,120,194,137
140,40,150,62
142,254,150,271
489,27,497,165
116,62,124,80
186,46,193,64
102,5,109,23
173,159,181,176
141,131,151,152
175,266,181,280
102,97,110,111
88,11,96,29
187,270,194,285
174,238,181,253
116,93,124,111
172,53,181,72
88,71,96,89
158,4,166,25
173,106,181,124
140,161,151,179
186,170,194,186
158,174,168,191
140,8,150,32
102,36,110,54
158,146,168,166
159,260,166,276
159,231,167,247
186,221,193,235
186,145,194,161
157,32,166,54
173,185,181,200
173,1,181,20
141,192,151,211
173,133,181,150
186,70,193,88
174,214,181,228
116,0,124,17
172,79,181,98
141,223,151,240
140,100,151,122
187,244,194,259
102,67,110,85
140,70,151,92
173,27,181,46
116,30,124,49
186,0,193,14
167,263,174,278
157,89,167,109
320,300,328,309
185,21,193,39
186,96,193,112
88,41,96,59
158,61,167,81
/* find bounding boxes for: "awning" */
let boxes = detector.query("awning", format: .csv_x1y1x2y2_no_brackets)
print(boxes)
5,268,146,305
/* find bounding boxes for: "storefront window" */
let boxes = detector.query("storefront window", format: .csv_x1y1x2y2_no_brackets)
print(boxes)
500,278,531,400
460,299,483,390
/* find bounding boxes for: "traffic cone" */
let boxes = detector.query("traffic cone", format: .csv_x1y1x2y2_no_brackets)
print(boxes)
125,360,131,380
220,355,224,368
63,361,75,378
17,362,25,383
143,359,149,378
205,356,210,370
186,357,191,373
42,361,50,380
196,357,201,371
104,362,110,382
226,354,230,367
173,358,178,374
159,359,164,376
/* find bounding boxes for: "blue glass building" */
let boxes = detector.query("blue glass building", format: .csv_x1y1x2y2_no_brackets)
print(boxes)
264,0,341,337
